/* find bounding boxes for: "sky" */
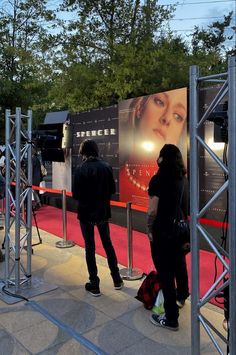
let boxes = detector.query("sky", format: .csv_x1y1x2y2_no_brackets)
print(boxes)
48,0,236,48
160,0,236,47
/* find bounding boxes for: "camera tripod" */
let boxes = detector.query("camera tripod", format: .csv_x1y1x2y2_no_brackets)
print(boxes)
1,204,42,253
31,205,42,247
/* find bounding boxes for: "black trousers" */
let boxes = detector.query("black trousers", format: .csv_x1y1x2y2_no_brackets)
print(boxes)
150,239,189,322
80,221,121,287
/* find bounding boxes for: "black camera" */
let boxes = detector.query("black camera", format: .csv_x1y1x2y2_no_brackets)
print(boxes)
32,123,72,162
208,101,228,143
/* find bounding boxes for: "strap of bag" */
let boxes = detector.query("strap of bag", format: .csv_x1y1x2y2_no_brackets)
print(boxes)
175,179,185,221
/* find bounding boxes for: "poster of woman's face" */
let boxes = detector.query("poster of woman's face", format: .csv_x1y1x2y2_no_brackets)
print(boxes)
119,87,188,207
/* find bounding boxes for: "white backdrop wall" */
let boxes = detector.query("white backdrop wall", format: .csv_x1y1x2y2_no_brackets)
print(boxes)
52,149,72,192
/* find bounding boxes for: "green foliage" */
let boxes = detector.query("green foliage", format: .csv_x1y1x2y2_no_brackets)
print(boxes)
0,0,56,117
50,0,177,107
0,0,234,119
48,63,102,112
191,12,233,55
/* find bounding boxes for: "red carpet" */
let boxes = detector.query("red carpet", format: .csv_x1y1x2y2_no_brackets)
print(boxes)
34,205,224,308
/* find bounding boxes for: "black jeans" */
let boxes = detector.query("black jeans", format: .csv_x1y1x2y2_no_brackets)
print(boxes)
150,239,189,322
80,221,121,287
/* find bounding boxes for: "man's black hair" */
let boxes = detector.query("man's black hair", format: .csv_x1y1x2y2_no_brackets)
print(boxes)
79,139,99,157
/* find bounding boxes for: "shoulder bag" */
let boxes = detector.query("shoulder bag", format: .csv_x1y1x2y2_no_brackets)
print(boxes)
135,271,162,309
173,180,190,254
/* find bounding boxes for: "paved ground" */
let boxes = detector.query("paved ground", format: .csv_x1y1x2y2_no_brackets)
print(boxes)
0,227,227,355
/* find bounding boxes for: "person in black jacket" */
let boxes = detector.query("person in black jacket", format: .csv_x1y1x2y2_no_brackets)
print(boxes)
147,144,189,331
72,139,123,296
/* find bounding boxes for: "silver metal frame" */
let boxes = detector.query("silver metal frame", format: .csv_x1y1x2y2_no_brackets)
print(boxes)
55,189,75,248
4,108,33,292
120,202,143,280
190,56,236,354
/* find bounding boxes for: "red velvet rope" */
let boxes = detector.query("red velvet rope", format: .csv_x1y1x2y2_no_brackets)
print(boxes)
20,183,228,229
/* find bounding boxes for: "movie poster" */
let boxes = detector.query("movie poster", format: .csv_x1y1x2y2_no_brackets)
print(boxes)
119,88,188,207
70,106,119,200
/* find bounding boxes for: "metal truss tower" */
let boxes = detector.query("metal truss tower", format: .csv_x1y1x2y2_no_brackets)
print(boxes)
4,108,33,293
190,56,236,354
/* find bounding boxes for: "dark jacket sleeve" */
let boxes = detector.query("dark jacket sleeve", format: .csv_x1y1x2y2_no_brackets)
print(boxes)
72,167,81,200
109,166,116,196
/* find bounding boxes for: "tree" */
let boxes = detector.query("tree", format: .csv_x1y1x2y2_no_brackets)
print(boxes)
190,12,234,74
0,0,232,120
0,0,55,114
60,0,175,59
48,0,177,108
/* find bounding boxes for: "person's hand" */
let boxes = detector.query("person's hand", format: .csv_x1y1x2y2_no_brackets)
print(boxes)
147,232,153,242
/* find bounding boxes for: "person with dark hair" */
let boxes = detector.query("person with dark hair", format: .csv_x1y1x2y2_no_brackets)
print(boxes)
72,139,123,296
147,144,189,331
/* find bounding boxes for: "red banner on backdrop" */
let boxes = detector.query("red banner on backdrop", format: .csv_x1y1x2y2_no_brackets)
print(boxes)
119,88,188,207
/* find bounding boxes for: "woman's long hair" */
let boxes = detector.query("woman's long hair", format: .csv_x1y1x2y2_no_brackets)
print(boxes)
157,144,186,180
128,95,151,130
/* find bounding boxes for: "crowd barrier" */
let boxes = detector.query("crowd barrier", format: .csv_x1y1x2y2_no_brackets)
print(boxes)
31,184,144,280
2,183,227,280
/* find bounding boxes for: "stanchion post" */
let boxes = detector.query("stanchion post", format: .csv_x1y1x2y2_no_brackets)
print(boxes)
56,189,75,248
127,201,133,270
120,202,143,280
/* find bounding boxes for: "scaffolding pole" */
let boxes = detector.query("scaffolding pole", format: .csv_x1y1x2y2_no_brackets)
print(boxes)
228,56,236,354
190,56,236,355
4,108,33,292
1,108,58,304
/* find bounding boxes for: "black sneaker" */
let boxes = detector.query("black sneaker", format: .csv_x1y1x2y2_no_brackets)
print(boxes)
114,281,124,290
176,299,185,308
85,282,101,297
150,314,179,331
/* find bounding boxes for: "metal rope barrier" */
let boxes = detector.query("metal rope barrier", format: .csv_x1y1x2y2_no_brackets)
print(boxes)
55,189,75,248
120,202,143,280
